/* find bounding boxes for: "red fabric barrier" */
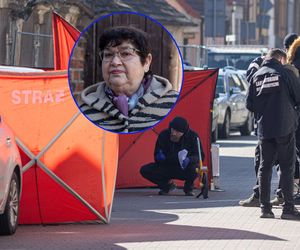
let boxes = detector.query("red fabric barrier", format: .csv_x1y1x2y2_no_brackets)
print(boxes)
52,12,80,70
0,12,118,225
0,71,118,224
117,69,218,188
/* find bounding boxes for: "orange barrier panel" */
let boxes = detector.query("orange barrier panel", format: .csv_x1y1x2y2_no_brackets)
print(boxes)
0,70,118,224
52,12,80,70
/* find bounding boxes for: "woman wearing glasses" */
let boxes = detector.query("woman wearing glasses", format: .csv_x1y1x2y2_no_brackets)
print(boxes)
80,26,179,133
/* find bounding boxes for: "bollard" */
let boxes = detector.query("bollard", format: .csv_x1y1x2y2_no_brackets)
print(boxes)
211,143,225,192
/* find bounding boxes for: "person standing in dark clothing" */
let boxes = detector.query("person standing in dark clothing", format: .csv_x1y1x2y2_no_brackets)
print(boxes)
246,48,300,219
287,36,300,203
240,34,299,207
239,55,265,207
140,116,204,196
240,54,284,207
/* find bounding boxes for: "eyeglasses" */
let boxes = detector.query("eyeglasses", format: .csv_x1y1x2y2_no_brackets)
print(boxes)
99,47,140,62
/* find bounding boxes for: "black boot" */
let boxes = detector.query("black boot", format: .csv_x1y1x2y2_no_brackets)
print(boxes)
281,207,300,220
158,181,176,195
260,204,274,218
260,209,275,218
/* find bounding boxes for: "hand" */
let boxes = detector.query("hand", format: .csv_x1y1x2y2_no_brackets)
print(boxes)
182,157,190,169
156,150,166,162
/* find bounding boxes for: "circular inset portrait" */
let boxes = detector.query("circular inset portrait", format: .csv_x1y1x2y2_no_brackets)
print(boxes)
69,12,183,134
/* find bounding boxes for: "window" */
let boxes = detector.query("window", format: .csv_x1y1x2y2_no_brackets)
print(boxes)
232,74,245,91
207,52,262,70
216,76,225,94
237,74,249,90
228,75,236,89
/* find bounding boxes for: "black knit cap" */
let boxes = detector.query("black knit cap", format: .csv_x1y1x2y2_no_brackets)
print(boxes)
283,33,298,49
169,116,189,133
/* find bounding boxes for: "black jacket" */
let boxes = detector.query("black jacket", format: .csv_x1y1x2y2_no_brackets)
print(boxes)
154,128,204,168
246,56,264,83
246,58,300,139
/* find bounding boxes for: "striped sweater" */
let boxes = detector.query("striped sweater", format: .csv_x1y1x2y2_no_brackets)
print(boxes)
80,75,179,133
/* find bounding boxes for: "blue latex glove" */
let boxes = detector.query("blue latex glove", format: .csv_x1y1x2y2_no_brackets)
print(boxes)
156,150,166,162
182,157,190,170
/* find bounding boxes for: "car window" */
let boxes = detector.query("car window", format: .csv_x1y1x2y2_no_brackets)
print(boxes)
237,74,249,90
228,75,236,89
207,52,263,70
216,76,225,94
232,73,245,91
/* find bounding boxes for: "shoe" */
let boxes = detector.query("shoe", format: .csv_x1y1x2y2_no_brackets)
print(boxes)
184,191,195,196
294,182,299,196
260,210,275,219
158,190,169,195
270,196,284,206
239,194,260,207
281,207,300,220
158,181,176,195
168,182,176,192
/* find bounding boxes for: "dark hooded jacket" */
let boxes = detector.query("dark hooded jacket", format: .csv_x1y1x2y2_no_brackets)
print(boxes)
246,56,264,82
246,58,300,139
154,127,204,169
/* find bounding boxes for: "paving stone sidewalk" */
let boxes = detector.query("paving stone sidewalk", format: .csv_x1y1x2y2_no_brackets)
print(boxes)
2,134,300,250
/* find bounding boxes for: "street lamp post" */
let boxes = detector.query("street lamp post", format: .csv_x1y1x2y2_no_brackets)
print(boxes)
232,0,236,45
213,0,216,44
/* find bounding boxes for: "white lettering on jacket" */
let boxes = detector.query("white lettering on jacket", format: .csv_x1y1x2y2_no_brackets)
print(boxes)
255,75,280,92
255,76,279,87
11,90,65,104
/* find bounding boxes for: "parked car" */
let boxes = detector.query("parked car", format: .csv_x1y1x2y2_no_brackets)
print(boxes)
216,67,253,139
0,116,22,235
206,46,267,71
211,97,219,142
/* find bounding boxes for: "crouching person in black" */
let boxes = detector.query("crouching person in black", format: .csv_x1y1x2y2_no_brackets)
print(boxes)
140,116,204,196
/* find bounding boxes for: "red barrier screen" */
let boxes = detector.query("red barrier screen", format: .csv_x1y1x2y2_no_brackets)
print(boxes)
0,70,118,224
117,69,218,188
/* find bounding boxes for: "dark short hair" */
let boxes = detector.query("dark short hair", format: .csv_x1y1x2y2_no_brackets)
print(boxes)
99,26,151,65
266,48,286,61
